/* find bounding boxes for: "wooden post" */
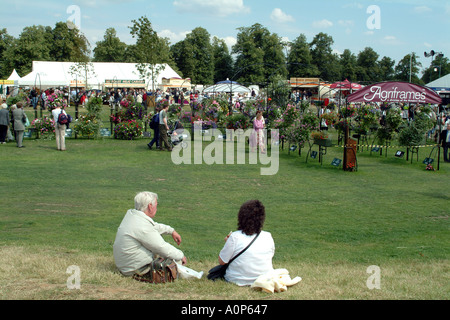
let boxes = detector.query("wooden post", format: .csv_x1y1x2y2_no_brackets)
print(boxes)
343,121,349,171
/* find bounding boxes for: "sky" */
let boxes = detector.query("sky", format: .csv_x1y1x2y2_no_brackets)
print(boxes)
2,0,450,76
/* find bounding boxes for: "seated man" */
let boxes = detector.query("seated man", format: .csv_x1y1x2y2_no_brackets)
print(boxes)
113,191,187,277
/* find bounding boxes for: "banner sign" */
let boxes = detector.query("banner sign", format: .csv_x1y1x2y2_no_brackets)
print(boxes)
347,81,442,104
70,80,86,86
105,80,145,85
290,77,323,88
0,80,15,85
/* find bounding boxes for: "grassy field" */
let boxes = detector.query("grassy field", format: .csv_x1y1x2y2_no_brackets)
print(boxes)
0,106,449,300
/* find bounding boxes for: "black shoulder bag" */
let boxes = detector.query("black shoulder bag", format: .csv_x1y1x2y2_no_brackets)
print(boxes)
207,232,261,281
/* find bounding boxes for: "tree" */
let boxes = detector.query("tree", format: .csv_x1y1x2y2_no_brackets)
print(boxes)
339,49,357,82
422,54,450,84
2,25,53,77
184,27,214,85
263,32,287,81
395,53,423,84
309,32,340,81
129,16,173,91
378,56,396,81
232,26,265,85
170,40,191,79
232,23,286,85
123,44,139,63
356,47,380,83
69,62,97,90
171,28,213,85
0,29,15,78
212,37,233,83
50,22,90,62
93,28,127,62
287,34,319,78
1,23,90,78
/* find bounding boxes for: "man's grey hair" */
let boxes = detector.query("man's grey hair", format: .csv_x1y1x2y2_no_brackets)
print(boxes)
134,191,158,212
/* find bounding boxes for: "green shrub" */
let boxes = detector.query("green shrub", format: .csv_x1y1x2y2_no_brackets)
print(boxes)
113,120,144,140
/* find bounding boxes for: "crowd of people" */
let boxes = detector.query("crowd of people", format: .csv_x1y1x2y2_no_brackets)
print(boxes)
1,85,449,161
102,87,225,109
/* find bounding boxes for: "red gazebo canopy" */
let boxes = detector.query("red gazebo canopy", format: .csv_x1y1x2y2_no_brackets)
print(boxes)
330,79,362,90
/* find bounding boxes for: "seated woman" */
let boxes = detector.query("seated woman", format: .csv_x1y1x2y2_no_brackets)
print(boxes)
218,200,275,286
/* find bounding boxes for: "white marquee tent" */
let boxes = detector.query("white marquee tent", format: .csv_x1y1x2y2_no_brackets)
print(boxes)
17,61,182,90
7,69,21,81
203,80,251,95
426,73,450,92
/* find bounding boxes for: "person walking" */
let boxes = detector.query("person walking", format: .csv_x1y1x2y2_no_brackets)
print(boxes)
158,103,172,151
29,88,38,110
148,108,160,150
250,110,266,153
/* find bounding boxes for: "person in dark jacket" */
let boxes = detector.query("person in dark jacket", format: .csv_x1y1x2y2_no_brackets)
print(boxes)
147,109,160,150
440,123,450,163
0,103,10,144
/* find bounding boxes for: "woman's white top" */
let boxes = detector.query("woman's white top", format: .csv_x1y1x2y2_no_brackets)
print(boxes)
219,230,275,286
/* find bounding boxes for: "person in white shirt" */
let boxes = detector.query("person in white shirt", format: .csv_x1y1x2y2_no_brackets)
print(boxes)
218,200,275,286
113,192,187,277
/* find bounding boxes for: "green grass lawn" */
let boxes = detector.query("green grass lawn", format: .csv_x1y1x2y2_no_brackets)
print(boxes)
1,108,449,300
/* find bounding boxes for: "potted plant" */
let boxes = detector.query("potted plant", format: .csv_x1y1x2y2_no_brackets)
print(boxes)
311,131,332,147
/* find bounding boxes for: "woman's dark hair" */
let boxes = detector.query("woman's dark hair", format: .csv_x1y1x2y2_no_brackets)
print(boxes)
237,200,265,235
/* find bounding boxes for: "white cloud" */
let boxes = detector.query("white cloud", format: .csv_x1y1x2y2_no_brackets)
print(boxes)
342,2,363,9
312,19,333,29
381,35,403,46
270,8,295,23
173,0,250,17
424,42,433,48
338,20,353,34
414,6,432,14
73,0,135,7
158,29,190,44
333,49,343,56
222,36,237,50
338,20,354,27
209,35,237,52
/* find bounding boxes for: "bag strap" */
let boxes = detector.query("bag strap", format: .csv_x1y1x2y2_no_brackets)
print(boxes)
228,232,261,265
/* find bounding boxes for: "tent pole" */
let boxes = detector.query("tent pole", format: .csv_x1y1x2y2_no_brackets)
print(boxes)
437,106,442,171
343,99,348,171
